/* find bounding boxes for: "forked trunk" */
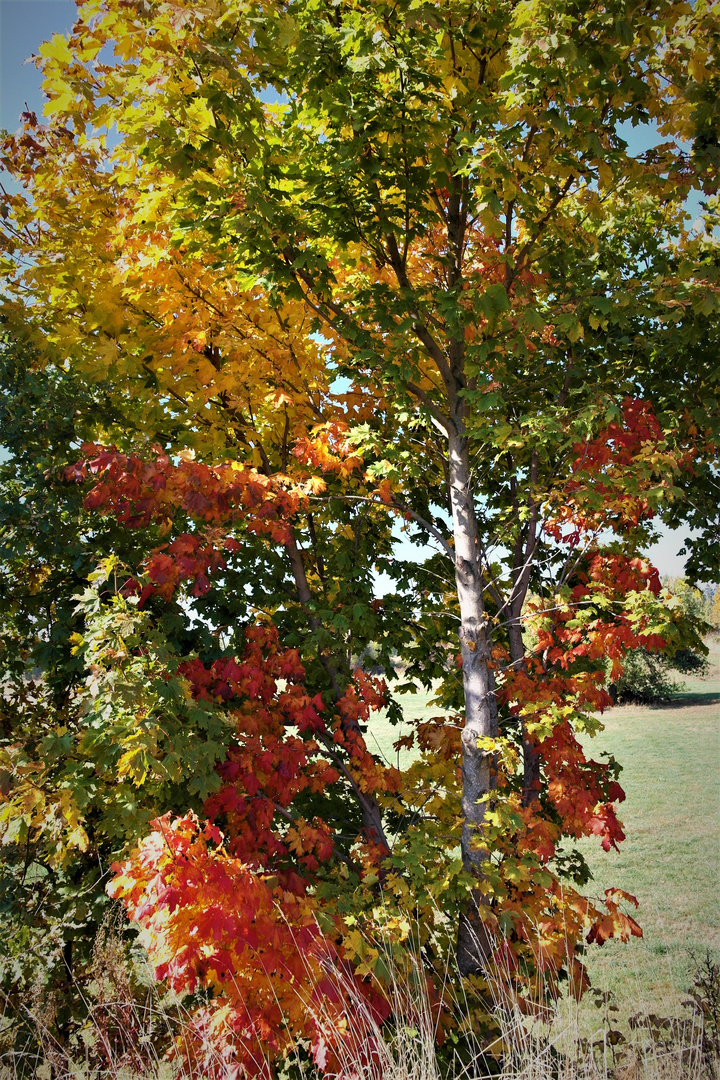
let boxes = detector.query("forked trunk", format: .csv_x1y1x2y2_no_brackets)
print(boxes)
448,431,499,974
508,618,541,807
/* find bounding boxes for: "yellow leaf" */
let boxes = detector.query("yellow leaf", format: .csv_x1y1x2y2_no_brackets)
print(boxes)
67,825,89,852
689,51,708,84
38,34,73,66
117,748,148,785
44,92,76,117
597,161,613,189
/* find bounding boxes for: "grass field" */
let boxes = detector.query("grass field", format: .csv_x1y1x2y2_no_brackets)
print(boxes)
575,640,720,1012
367,641,720,1014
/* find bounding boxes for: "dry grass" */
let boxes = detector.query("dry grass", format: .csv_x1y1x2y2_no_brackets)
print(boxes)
1,917,717,1080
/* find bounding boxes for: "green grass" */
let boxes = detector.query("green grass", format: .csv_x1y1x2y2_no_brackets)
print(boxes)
366,642,720,1012
575,639,720,1011
364,688,448,769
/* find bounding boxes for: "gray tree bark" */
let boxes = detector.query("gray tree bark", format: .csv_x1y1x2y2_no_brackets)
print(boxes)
447,430,499,974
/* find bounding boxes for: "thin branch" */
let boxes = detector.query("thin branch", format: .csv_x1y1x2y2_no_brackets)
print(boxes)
506,174,576,291
406,381,455,436
316,492,455,562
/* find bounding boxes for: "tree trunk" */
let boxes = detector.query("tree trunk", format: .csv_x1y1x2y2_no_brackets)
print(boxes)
508,616,541,807
448,431,499,974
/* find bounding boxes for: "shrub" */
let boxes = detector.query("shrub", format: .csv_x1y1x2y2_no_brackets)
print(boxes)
614,650,686,705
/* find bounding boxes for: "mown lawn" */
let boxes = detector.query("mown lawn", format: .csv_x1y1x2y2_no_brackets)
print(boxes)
365,686,447,770
366,642,720,1012
574,640,720,1011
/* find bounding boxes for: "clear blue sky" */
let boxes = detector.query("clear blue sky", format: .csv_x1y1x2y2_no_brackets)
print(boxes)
0,1,76,130
0,0,703,579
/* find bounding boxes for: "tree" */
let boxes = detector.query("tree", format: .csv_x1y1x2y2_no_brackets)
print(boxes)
1,0,719,1072
711,587,720,631
0,339,143,1015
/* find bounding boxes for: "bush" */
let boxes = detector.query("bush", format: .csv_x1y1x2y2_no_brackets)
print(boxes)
613,579,711,705
613,650,683,705
3,922,718,1080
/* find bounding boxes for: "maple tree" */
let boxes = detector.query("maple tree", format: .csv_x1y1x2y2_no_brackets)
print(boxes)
1,0,719,1074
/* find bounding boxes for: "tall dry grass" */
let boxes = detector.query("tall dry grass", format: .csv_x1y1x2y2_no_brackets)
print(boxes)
1,913,717,1080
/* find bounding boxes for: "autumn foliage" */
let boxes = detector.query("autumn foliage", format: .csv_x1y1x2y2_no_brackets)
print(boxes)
102,620,399,1076
75,408,661,1068
0,0,718,1075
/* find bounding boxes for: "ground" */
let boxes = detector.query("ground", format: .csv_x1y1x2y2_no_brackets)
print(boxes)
576,638,720,1013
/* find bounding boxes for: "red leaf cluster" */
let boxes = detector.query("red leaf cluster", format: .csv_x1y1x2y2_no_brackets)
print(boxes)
547,398,686,543
184,625,341,873
499,550,665,855
67,443,306,542
293,421,364,477
572,399,662,472
587,889,643,945
109,813,391,1079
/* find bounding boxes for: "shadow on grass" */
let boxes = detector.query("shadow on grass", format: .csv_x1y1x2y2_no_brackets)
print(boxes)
617,691,720,710
660,690,720,708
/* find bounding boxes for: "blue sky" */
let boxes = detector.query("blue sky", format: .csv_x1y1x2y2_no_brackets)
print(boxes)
0,1,76,130
0,0,704,579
